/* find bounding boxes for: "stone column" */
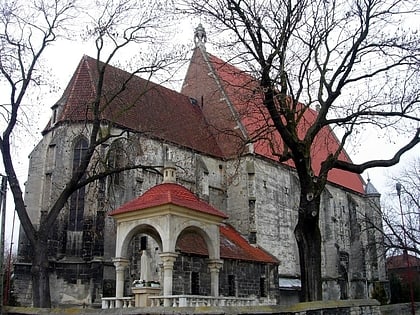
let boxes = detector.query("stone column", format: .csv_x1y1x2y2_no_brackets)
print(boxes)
113,257,129,308
159,252,178,306
208,259,223,296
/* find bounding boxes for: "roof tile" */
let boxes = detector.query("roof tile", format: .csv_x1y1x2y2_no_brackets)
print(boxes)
177,224,278,264
48,55,223,157
183,50,366,194
110,182,228,219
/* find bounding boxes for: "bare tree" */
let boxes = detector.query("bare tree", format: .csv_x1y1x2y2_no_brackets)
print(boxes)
182,0,420,301
0,0,179,307
380,158,420,256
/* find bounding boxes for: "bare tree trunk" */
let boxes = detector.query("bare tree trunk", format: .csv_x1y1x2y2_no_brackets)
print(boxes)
31,239,51,308
294,195,322,302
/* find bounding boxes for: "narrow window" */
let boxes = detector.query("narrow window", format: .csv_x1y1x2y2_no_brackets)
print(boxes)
202,171,209,196
140,236,147,251
69,138,88,231
191,272,200,295
228,275,235,296
51,104,58,125
260,277,266,297
247,173,255,197
42,174,52,210
108,139,125,186
46,144,56,172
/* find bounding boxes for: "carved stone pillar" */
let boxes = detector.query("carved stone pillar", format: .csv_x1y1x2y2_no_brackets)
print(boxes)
208,259,223,296
159,252,178,306
113,257,129,308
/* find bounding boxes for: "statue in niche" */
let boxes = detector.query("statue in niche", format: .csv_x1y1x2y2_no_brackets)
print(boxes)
140,249,151,282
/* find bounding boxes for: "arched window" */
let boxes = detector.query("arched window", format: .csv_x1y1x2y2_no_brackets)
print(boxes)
68,137,88,231
108,139,125,186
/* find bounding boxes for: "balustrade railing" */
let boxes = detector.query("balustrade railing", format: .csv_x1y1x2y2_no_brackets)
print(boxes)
102,294,261,309
148,295,257,307
101,297,134,309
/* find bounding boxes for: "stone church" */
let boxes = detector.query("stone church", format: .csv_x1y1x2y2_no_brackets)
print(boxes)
14,25,386,307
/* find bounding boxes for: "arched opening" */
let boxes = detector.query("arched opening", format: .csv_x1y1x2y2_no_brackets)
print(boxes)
175,229,210,295
118,224,163,297
128,234,162,287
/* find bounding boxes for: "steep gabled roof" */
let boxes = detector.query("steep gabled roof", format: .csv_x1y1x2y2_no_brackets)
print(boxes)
109,182,228,219
182,48,366,194
177,224,279,264
46,55,223,157
49,50,366,194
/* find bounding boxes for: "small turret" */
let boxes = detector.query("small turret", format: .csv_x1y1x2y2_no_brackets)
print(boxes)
365,178,380,196
162,161,177,183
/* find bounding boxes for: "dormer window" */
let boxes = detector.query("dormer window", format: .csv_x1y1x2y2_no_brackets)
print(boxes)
51,104,59,125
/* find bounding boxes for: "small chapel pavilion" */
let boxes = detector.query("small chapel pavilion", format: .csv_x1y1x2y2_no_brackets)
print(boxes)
107,162,277,308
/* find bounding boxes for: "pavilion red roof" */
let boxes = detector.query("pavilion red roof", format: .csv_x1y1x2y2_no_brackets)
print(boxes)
177,224,278,264
109,182,228,219
110,182,277,264
387,254,420,269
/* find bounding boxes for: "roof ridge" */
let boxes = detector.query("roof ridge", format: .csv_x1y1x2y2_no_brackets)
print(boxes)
199,48,249,142
81,55,98,98
167,189,172,203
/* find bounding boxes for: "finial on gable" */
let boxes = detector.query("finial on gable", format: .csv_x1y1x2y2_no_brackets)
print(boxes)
194,23,207,48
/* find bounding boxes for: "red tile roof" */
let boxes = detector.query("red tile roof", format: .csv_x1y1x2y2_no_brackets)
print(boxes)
47,55,223,157
110,182,276,263
182,49,366,194
177,224,278,264
51,51,367,194
387,254,420,269
109,182,228,219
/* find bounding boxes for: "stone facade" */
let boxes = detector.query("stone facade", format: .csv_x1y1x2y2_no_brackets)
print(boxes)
14,34,387,307
15,125,385,306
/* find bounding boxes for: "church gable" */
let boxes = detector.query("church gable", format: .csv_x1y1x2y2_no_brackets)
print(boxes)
45,55,223,157
182,48,366,194
181,49,247,157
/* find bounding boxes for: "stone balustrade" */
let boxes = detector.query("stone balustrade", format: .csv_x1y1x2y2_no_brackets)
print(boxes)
101,295,258,309
101,297,134,309
148,295,258,307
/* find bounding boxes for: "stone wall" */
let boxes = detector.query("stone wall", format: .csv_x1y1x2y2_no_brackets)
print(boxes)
16,120,387,306
172,254,279,303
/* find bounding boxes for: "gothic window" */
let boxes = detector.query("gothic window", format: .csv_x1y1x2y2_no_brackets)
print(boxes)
69,137,88,231
338,251,349,300
108,139,125,186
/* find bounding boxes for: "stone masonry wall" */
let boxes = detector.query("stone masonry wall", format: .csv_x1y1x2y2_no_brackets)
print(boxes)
172,254,278,303
17,120,386,306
